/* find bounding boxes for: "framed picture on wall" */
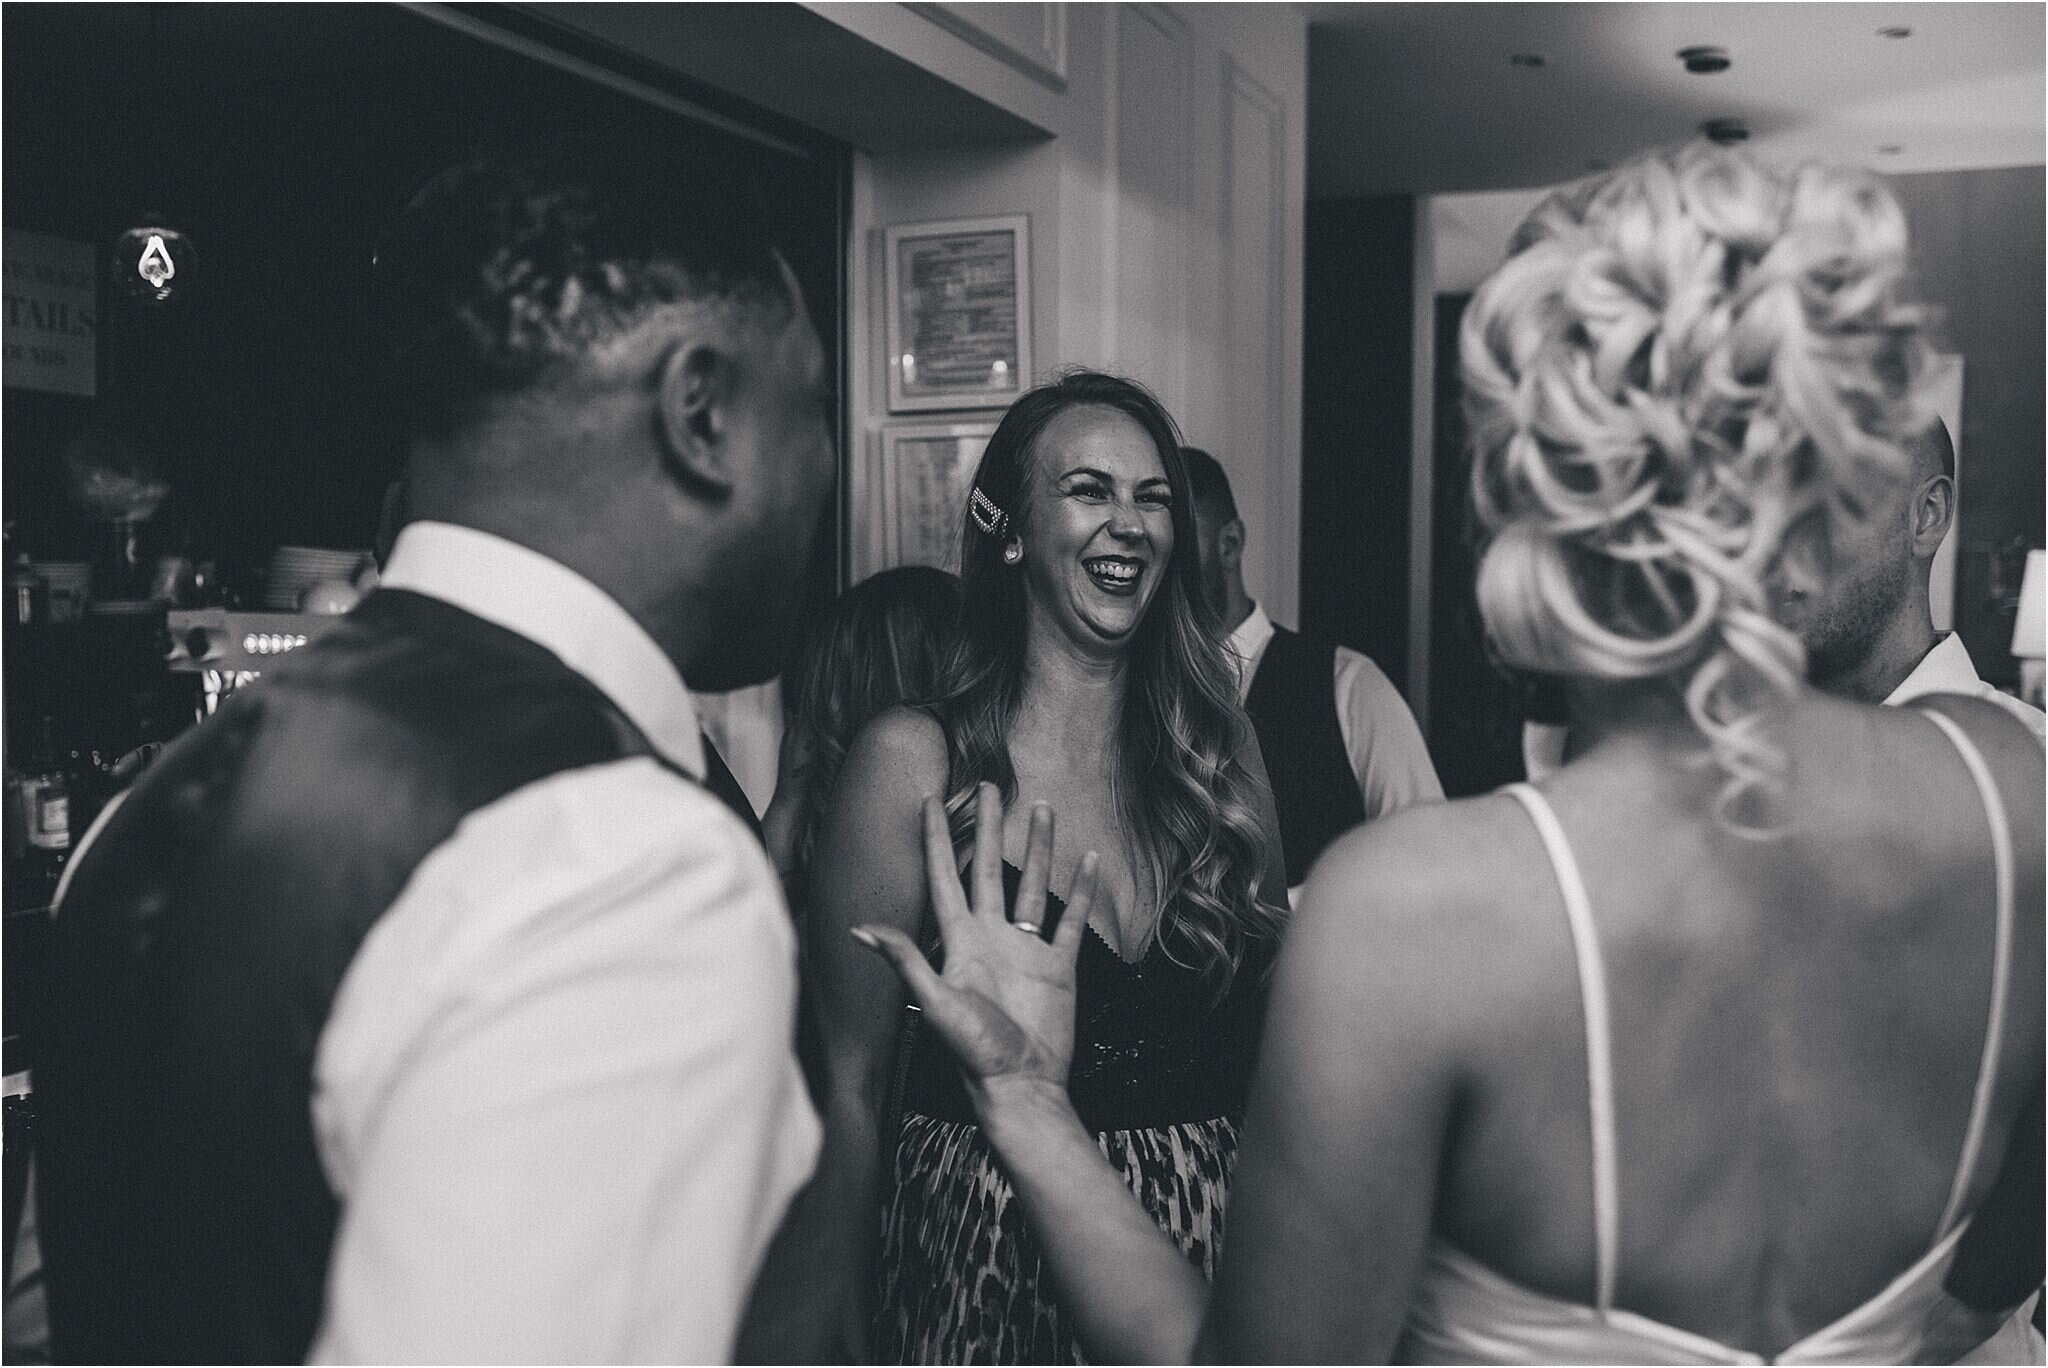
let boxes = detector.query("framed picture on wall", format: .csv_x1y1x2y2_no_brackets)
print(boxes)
884,215,1031,413
860,419,998,575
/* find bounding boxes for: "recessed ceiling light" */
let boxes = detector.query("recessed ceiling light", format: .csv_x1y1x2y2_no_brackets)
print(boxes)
1509,53,1546,68
1678,45,1732,74
1878,26,1912,39
1878,144,1905,155
1701,118,1750,145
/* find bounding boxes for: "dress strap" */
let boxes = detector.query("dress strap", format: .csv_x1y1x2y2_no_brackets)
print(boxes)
1504,784,1619,1316
1915,709,2018,1241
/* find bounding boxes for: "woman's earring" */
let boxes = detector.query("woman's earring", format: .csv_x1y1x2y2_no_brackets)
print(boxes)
1002,542,1022,565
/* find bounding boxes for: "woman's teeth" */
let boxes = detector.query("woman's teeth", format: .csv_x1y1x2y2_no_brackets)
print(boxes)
1084,557,1141,591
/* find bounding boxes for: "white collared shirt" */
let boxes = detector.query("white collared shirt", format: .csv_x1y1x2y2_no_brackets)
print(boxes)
1884,632,2047,740
307,522,819,1363
1224,603,1444,828
1522,632,2047,783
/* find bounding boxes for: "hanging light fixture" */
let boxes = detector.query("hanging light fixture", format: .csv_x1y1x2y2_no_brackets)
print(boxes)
109,6,196,306
112,215,196,304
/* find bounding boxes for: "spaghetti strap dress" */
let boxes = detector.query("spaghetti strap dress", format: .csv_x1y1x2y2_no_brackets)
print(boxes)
1399,707,2038,1364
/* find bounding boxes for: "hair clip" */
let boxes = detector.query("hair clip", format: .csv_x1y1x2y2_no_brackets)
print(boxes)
969,486,1009,539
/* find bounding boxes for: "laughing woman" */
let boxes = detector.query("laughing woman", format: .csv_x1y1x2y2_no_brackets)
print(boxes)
799,371,1289,1362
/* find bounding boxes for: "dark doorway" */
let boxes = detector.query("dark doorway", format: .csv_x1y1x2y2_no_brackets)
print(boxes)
1425,292,1528,798
1299,196,1416,689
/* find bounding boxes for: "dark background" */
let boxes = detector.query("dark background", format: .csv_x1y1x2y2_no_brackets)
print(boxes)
3,3,847,590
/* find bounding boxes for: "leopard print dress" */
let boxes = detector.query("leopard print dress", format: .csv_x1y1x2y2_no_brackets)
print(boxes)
874,866,1274,1364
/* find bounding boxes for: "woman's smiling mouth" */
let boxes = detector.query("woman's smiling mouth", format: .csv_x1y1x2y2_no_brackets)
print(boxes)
1083,555,1143,595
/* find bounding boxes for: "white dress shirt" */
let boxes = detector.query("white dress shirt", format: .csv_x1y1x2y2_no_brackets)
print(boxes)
307,522,820,1364
1883,632,2047,740
1225,603,1444,822
1522,631,2046,783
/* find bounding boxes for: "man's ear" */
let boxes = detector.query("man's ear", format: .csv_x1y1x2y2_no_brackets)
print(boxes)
1911,474,1954,557
1219,517,1246,572
655,339,739,497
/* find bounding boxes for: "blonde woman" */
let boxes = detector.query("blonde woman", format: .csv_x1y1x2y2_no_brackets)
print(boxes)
858,146,2045,1363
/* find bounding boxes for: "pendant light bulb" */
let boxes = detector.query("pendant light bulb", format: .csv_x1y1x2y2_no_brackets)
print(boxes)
113,216,195,304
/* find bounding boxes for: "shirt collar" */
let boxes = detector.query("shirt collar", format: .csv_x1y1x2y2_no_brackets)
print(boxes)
1225,602,1276,701
1883,633,1984,707
379,521,705,778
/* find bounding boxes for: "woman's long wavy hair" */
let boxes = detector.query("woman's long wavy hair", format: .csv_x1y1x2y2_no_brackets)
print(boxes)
934,370,1281,996
782,565,963,880
1461,144,1933,829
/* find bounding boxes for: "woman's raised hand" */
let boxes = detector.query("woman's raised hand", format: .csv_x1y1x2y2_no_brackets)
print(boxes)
853,782,1098,1100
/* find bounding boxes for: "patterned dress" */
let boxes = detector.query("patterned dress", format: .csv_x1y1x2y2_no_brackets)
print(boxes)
874,865,1275,1363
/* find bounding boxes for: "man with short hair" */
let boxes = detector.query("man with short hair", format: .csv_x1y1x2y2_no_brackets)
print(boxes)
37,137,831,1363
1180,446,1441,895
1525,419,2043,779
1794,418,2043,731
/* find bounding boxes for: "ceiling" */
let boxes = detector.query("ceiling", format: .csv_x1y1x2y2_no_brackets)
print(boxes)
1306,2,2046,197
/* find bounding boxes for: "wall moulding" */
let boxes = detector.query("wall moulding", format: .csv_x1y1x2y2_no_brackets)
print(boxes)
1219,52,1291,612
1109,1,1193,409
905,3,1067,92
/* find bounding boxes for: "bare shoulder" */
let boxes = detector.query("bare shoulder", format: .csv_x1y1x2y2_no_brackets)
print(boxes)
1304,791,1539,922
806,707,948,938
840,705,948,797
1283,793,1556,1032
1910,692,2047,781
1906,693,2045,879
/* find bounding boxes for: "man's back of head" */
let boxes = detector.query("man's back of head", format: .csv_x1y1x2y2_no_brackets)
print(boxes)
373,134,794,450
1179,445,1253,629
1178,445,1237,526
372,135,837,690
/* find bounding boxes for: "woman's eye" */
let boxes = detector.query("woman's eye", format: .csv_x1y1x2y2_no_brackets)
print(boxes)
1139,491,1172,508
1068,482,1107,500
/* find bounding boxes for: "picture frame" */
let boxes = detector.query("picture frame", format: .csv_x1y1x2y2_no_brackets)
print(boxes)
856,420,999,577
884,215,1031,413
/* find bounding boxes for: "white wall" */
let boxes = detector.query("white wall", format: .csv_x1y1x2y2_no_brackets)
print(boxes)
821,2,1308,622
517,3,1308,804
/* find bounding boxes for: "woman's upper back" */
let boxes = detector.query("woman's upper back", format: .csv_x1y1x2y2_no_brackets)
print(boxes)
1340,692,2042,1357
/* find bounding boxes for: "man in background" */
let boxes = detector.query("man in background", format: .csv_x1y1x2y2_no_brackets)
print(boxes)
1181,446,1441,896
36,137,831,1363
1524,418,2043,780
1792,418,2042,732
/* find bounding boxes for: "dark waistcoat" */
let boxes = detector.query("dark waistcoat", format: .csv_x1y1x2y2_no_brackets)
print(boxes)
37,589,668,1364
1243,625,1367,886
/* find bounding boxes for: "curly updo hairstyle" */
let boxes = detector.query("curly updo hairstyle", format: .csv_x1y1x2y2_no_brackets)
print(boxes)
1461,144,1932,827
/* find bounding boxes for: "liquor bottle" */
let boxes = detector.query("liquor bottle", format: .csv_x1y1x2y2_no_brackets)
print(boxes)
20,715,72,898
3,751,25,866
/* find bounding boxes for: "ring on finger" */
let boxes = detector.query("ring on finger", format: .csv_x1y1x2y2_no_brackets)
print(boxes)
1012,921,1041,936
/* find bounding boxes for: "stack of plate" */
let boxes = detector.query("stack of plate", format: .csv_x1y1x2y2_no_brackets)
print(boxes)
264,546,370,610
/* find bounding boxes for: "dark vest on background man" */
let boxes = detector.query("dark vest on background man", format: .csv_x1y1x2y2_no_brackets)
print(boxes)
37,589,682,1365
1243,625,1367,886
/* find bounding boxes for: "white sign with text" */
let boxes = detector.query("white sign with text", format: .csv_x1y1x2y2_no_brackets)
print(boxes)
4,229,97,397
